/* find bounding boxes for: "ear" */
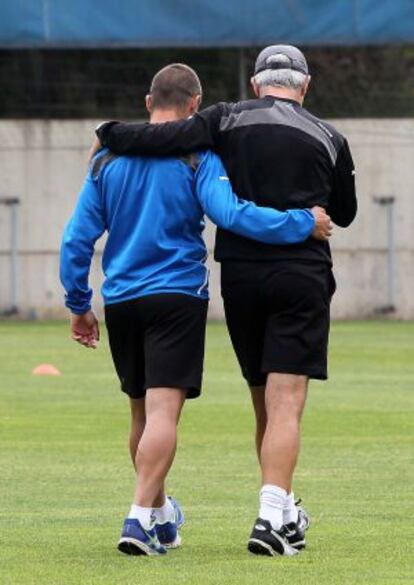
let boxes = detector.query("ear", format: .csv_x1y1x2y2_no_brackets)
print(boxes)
145,94,153,114
250,77,260,98
187,95,201,115
301,76,311,99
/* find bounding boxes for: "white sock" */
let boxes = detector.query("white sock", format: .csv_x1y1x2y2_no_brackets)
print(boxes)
154,497,175,525
283,491,299,525
128,504,155,531
259,484,287,530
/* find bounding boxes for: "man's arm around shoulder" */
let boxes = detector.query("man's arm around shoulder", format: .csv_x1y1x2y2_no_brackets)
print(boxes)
194,151,332,244
93,103,226,159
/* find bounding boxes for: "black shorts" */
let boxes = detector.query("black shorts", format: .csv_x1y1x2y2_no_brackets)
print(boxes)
221,261,336,385
105,293,208,399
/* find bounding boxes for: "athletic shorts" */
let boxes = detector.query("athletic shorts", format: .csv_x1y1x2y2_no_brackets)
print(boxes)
105,293,209,399
221,261,336,385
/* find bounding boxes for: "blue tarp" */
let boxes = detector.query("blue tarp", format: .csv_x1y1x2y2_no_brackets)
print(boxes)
1,0,414,48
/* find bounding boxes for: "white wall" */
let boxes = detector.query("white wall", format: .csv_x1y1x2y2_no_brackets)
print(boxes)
0,118,413,319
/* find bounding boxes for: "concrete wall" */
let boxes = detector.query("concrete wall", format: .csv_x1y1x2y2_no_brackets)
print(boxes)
0,118,413,320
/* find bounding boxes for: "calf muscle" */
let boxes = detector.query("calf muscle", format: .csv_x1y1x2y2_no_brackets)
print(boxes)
260,373,308,491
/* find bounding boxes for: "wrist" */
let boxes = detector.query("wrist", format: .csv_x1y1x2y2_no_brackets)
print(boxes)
70,307,91,316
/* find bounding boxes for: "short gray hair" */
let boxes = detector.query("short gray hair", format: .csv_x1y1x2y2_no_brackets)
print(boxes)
254,68,307,90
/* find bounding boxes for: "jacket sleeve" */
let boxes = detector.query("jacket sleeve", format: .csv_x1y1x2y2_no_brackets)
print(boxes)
328,139,358,227
96,103,225,156
194,152,315,245
60,172,106,314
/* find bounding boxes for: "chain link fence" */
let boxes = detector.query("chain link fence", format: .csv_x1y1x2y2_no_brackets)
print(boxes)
0,46,413,119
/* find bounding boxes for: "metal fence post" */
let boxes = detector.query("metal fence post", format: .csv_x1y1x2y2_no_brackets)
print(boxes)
0,196,21,316
373,195,396,314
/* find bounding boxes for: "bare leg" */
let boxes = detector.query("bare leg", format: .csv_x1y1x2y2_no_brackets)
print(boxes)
129,397,165,508
260,373,308,492
249,386,266,462
129,398,146,467
133,388,186,507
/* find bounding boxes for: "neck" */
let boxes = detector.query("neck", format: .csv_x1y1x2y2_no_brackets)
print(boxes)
259,86,303,105
150,109,183,123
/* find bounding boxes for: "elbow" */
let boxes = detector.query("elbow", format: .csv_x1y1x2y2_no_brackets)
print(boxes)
331,201,358,228
335,218,353,228
334,209,357,228
215,210,236,231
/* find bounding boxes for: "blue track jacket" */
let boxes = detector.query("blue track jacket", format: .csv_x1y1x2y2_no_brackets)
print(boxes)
60,149,314,314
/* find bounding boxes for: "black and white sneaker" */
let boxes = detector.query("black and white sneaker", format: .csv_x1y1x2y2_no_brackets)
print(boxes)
284,520,306,550
295,499,311,532
247,518,298,557
284,500,311,550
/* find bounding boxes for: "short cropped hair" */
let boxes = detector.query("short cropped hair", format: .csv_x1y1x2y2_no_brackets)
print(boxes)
254,68,307,90
149,63,202,109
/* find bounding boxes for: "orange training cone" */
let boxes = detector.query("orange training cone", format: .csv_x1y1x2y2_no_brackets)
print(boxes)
32,363,61,376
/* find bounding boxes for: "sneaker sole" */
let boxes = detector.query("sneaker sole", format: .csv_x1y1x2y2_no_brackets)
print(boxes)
291,539,306,550
248,537,298,557
117,537,164,556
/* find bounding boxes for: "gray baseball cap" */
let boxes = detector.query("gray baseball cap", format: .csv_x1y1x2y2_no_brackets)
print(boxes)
254,45,309,75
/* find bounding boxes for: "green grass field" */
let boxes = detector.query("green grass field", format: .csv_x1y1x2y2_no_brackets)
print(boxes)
1,321,413,585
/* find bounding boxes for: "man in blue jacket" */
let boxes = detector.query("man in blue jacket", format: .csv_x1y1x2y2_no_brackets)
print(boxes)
60,63,331,557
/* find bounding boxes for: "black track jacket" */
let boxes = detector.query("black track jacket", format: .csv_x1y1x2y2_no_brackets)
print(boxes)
96,96,357,265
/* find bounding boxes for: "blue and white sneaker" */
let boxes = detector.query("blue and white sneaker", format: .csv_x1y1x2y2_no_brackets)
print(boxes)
117,518,167,556
155,497,185,549
169,496,185,528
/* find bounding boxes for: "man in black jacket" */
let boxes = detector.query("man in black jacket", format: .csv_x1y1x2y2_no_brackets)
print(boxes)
93,45,357,557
